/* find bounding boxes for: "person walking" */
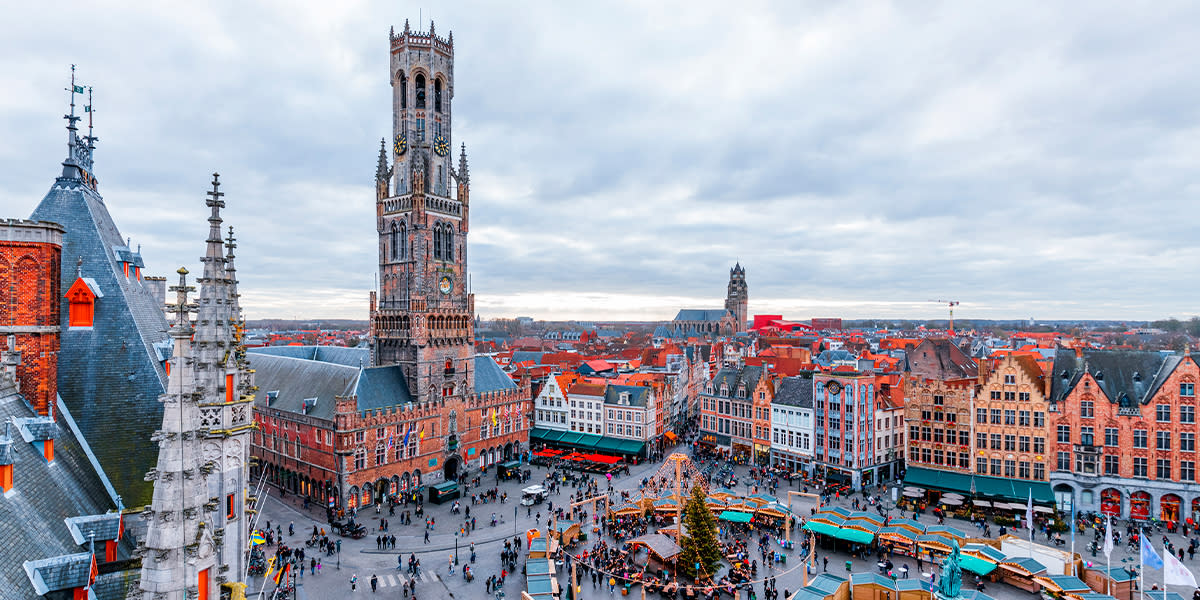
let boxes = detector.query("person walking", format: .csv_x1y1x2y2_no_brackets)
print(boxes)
424,530,430,544
371,573,379,593
350,574,358,591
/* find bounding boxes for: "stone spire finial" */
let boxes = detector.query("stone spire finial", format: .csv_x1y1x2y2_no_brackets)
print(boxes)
168,267,194,331
458,143,469,186
404,18,410,34
376,137,389,182
225,226,237,262
75,256,82,279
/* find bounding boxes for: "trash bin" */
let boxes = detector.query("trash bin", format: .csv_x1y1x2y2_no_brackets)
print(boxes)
845,560,852,572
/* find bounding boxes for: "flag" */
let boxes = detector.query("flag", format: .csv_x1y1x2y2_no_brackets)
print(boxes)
402,424,411,447
419,429,425,440
84,105,91,112
264,556,276,580
1025,489,1033,529
1101,517,1113,558
273,562,289,586
1069,500,1075,549
72,85,84,93
1140,534,1163,570
250,531,266,546
388,435,394,449
491,409,498,426
1164,546,1198,586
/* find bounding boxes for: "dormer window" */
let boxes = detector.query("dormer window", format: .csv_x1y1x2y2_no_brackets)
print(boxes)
65,277,102,328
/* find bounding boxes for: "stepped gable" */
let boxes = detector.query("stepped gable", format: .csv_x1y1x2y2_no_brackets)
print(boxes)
29,113,170,507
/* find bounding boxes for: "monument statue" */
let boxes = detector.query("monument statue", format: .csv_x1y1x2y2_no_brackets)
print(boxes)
937,538,964,600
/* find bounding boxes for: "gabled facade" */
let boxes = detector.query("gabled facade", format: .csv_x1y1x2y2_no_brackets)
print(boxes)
697,364,764,459
1049,349,1200,522
770,373,815,474
533,373,570,432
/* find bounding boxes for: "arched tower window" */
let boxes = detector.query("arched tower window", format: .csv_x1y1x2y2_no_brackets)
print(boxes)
433,224,442,261
415,74,426,109
434,79,443,113
399,222,407,259
399,72,408,109
390,222,400,261
445,225,454,261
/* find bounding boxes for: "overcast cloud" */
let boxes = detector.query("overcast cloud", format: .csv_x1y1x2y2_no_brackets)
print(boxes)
2,1,1199,322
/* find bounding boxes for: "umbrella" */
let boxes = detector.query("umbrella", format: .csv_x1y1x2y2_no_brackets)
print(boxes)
903,491,922,498
943,493,964,500
972,500,991,508
904,486,924,492
941,498,962,506
1034,506,1054,514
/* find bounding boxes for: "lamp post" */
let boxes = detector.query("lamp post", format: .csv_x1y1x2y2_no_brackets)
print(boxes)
455,534,459,565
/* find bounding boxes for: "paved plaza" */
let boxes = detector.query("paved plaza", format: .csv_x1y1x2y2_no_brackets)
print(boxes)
251,449,1200,600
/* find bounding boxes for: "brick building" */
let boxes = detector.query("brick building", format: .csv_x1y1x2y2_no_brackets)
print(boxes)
697,364,768,460
1048,349,1200,522
974,354,1051,488
249,23,531,510
0,219,63,417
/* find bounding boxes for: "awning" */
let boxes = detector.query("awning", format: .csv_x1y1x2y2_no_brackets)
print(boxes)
500,460,521,469
719,511,753,523
803,520,841,537
832,527,874,544
959,554,997,576
903,467,1054,504
664,431,678,442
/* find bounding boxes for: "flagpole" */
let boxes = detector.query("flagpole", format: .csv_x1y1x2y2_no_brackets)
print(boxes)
1139,532,1144,600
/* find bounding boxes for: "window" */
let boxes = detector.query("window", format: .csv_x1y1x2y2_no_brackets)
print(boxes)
66,278,98,328
959,454,969,468
1105,428,1118,446
933,429,944,443
399,72,408,109
1156,404,1171,422
990,391,1001,400
1019,435,1030,452
1004,435,1016,451
990,409,1002,424
415,73,426,108
1134,429,1147,448
933,394,944,406
990,433,1001,450
354,447,366,471
1080,427,1094,446
1019,461,1030,478
1033,463,1045,480
933,449,944,465
911,426,920,441
1034,412,1045,427
1133,457,1147,477
1182,383,1195,397
1004,460,1016,477
1105,455,1119,475
976,408,986,424
376,443,386,466
1057,424,1071,443
1156,430,1171,450
1034,437,1045,453
1004,391,1016,401
1156,459,1172,479
434,78,443,112
1080,401,1094,418
1004,410,1016,425
976,432,986,449
1057,451,1071,471
959,430,970,446
1182,461,1196,482
977,457,987,474
226,493,236,520
1019,392,1031,402
991,458,1002,475
1004,374,1016,384
1182,405,1195,424
1183,432,1196,452
1019,410,1030,426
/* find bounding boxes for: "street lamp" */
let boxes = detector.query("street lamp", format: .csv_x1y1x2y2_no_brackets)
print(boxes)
455,535,459,565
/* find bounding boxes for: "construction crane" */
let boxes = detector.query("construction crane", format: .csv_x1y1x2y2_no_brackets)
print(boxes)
928,299,960,336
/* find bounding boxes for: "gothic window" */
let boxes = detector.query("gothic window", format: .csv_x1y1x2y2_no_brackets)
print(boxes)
399,222,408,259
433,224,443,260
415,74,426,109
444,225,454,261
399,72,408,109
354,447,366,471
390,222,400,260
434,78,443,112
437,165,444,195
415,118,425,141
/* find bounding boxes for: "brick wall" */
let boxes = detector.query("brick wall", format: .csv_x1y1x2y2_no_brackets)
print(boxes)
0,221,62,417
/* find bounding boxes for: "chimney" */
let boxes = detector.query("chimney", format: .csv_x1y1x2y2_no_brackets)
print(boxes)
0,423,12,494
977,357,991,386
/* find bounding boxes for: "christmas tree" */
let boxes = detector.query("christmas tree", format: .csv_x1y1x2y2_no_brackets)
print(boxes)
678,485,723,581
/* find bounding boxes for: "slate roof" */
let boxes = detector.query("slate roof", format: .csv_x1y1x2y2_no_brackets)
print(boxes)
814,349,855,367
710,365,764,396
905,339,977,379
773,374,814,408
0,387,118,597
31,176,170,506
1047,350,1173,407
511,351,545,365
673,309,729,322
604,385,649,407
23,551,93,594
248,348,517,417
65,513,123,544
475,355,518,394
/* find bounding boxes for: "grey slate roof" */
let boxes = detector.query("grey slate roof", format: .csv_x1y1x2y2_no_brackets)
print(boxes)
673,309,729,322
0,387,118,597
475,355,518,393
773,374,814,408
31,177,170,506
710,365,764,396
356,365,413,410
510,351,545,365
250,344,369,368
23,551,93,594
604,384,649,407
65,513,123,544
1048,349,1174,407
815,349,855,367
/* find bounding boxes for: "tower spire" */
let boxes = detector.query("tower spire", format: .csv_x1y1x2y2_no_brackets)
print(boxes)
376,137,389,181
458,143,469,186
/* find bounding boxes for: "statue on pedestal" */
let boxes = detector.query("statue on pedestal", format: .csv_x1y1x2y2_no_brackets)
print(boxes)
936,538,963,600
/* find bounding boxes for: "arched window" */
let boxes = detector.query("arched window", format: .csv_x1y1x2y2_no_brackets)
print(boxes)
434,78,443,112
399,72,408,109
444,226,454,261
415,74,426,109
433,223,442,260
390,222,400,261
399,221,407,259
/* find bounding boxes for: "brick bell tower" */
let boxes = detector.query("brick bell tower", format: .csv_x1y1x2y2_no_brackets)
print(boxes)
372,19,475,404
725,263,748,334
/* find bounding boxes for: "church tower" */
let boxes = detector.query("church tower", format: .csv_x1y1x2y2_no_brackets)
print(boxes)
724,263,748,334
372,20,475,403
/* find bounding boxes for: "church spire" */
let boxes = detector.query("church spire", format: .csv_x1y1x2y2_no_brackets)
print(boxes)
376,137,389,182
457,143,469,186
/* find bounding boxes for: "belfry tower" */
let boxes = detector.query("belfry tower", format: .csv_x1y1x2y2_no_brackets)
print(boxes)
138,175,253,599
725,263,748,334
372,20,475,403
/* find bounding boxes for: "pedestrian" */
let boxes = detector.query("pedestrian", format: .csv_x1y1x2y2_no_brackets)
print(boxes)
823,557,828,572
311,557,316,576
424,530,430,544
371,573,379,593
318,558,322,575
609,577,616,595
351,574,358,591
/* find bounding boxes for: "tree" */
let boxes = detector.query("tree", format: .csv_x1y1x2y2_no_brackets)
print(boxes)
677,485,723,581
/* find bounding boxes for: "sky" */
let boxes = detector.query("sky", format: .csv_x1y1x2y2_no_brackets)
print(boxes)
2,2,1199,323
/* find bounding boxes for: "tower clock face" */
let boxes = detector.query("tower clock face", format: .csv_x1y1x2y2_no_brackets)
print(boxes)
433,133,450,157
394,133,407,156
438,275,453,295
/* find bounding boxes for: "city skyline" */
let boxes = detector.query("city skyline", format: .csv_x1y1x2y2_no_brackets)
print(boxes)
2,2,1199,321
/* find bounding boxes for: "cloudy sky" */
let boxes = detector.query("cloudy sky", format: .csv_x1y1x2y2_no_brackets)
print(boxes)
2,2,1199,322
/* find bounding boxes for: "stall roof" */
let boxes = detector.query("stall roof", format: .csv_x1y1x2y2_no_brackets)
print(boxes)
1000,557,1046,575
628,533,683,560
962,543,1006,562
719,511,753,523
959,554,997,576
1036,575,1090,593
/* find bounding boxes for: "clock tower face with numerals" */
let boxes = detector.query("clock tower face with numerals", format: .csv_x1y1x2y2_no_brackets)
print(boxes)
372,22,474,402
